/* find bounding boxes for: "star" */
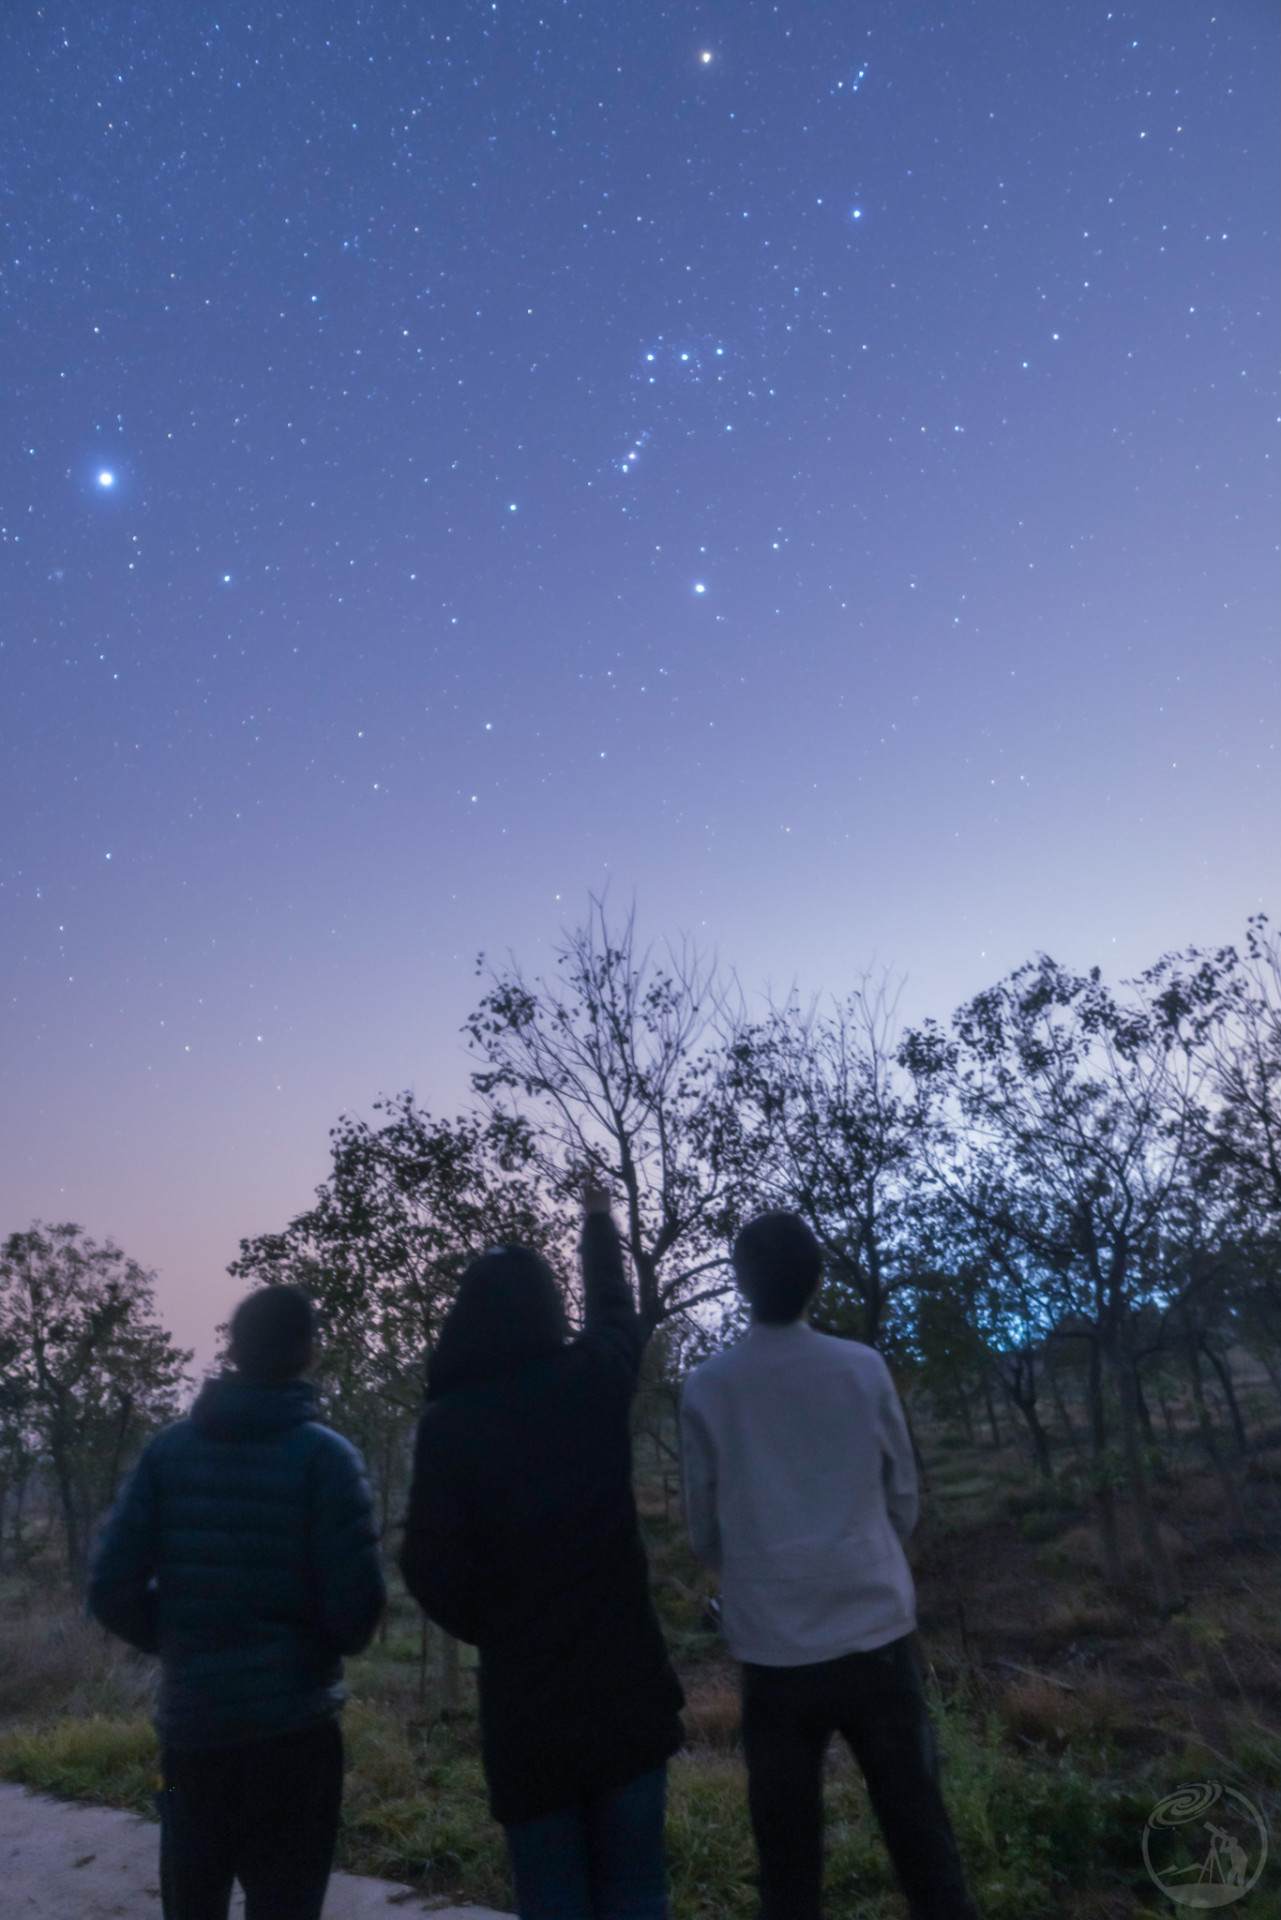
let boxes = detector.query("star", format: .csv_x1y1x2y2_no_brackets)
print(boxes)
97,471,115,487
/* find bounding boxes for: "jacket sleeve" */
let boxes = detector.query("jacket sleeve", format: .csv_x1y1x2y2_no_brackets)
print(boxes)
577,1210,643,1384
876,1357,919,1543
400,1413,481,1644
311,1433,387,1655
87,1445,162,1654
679,1384,722,1570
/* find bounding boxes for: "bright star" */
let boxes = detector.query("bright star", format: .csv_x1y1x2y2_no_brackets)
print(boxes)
851,209,863,221
699,50,713,65
694,582,707,594
97,471,115,487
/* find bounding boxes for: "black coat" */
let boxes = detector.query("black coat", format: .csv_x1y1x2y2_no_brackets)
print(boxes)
89,1375,386,1750
400,1214,684,1824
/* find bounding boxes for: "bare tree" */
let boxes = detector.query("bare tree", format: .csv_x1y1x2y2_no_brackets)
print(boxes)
465,900,757,1334
727,973,920,1349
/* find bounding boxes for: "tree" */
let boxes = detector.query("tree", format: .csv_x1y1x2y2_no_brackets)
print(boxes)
1152,917,1281,1232
727,976,921,1350
229,1096,566,1521
902,958,1206,1604
0,1223,191,1577
465,900,758,1335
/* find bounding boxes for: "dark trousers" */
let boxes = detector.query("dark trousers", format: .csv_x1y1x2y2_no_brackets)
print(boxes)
504,1763,669,1919
741,1636,978,1920
158,1719,344,1920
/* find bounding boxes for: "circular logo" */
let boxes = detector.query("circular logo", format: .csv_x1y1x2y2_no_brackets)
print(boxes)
1142,1782,1269,1908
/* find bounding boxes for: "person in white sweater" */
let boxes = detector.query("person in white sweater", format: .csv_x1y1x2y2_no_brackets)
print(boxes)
680,1212,978,1920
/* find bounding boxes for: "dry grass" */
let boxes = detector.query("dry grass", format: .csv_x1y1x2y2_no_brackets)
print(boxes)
1,1435,1278,1916
0,1598,155,1723
680,1673,741,1752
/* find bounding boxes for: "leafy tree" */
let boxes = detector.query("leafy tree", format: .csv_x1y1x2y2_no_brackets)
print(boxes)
0,1223,191,1578
902,958,1206,1603
229,1097,566,1519
465,900,758,1335
1147,913,1281,1246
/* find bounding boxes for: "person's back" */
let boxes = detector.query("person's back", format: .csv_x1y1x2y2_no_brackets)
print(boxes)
90,1285,385,1920
681,1213,977,1920
400,1188,683,1920
682,1320,917,1667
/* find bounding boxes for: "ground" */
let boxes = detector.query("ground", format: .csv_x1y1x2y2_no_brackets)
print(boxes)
1,1414,1278,1916
0,1781,511,1917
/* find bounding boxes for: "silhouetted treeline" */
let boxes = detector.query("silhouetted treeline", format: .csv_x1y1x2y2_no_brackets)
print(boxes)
3,906,1277,1593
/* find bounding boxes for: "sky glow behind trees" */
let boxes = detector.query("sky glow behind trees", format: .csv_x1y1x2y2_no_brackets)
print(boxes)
1,3,1275,1356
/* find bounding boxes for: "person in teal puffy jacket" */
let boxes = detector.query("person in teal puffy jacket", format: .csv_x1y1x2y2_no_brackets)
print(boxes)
90,1285,386,1920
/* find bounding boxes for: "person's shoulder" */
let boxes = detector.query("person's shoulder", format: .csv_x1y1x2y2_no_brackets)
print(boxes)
807,1330,889,1376
303,1420,367,1473
683,1340,747,1396
144,1415,196,1459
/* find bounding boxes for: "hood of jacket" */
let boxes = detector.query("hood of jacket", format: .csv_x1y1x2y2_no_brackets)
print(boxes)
428,1244,567,1401
190,1373,318,1441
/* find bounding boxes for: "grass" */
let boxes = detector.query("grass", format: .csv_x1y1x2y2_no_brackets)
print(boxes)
2,1430,1278,1917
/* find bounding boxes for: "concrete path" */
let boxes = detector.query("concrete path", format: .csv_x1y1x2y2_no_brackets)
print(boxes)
0,1782,513,1918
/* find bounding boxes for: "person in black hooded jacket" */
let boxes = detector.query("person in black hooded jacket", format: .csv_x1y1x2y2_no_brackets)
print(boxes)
89,1284,386,1920
400,1182,684,1919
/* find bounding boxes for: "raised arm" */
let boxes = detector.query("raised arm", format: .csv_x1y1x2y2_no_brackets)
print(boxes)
578,1179,643,1383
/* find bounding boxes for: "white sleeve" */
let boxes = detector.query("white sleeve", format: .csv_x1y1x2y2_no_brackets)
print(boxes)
679,1385,722,1570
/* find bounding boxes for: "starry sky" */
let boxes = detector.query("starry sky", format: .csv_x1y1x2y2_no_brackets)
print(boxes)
3,2,1276,1358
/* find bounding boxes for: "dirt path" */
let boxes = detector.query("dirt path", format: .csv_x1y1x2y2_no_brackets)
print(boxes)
0,1783,513,1918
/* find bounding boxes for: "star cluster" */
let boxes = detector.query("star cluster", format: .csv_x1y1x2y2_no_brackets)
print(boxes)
0,2,1275,1349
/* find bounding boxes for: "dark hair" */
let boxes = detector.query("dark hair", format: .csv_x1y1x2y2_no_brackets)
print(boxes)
229,1285,318,1384
427,1245,568,1401
732,1211,822,1324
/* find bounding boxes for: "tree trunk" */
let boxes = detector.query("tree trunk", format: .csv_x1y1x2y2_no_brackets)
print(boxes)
982,1376,1003,1451
1200,1341,1247,1456
1028,1402,1053,1478
1132,1365,1157,1451
1047,1352,1085,1468
1113,1339,1176,1609
1001,1354,1054,1479
1087,1339,1124,1587
48,1417,82,1582
1258,1350,1281,1416
104,1392,134,1514
1186,1330,1247,1533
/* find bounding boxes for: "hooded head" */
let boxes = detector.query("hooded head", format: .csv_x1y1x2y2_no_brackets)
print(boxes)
427,1244,568,1400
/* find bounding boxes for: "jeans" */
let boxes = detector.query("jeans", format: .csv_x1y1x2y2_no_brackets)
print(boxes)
742,1636,978,1920
504,1763,669,1919
157,1719,343,1920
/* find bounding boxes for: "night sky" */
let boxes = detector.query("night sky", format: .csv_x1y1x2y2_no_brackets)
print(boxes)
3,3,1276,1359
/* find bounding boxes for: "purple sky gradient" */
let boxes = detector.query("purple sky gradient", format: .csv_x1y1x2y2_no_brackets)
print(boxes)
2,3,1276,1363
